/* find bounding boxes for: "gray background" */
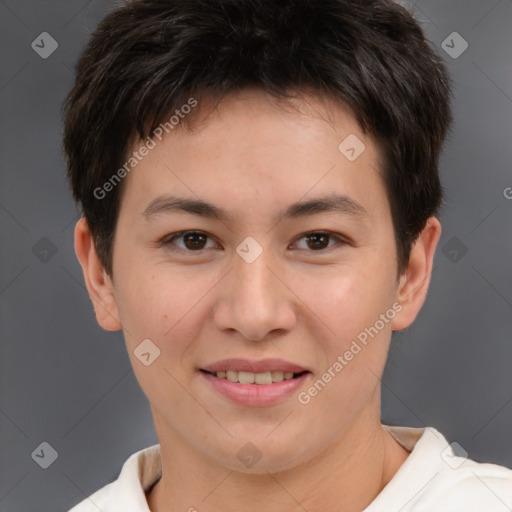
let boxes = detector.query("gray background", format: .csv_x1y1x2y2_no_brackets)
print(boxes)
0,1,511,510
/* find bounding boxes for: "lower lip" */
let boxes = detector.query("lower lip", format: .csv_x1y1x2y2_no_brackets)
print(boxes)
200,371,310,407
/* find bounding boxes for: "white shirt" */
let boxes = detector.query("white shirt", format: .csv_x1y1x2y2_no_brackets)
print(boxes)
68,425,512,511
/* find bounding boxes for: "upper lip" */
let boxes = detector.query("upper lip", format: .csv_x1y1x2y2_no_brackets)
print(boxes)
201,358,309,374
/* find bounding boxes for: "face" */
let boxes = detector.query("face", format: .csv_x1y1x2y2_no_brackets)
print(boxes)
77,89,438,473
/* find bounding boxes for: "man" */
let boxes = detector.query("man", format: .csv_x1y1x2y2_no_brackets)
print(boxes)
63,0,512,510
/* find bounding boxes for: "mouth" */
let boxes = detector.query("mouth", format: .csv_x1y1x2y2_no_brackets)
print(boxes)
200,369,309,385
198,359,312,406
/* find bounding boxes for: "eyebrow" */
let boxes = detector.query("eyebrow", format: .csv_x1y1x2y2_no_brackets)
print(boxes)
141,193,369,222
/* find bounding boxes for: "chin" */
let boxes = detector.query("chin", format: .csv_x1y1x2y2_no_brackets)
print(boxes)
209,439,313,475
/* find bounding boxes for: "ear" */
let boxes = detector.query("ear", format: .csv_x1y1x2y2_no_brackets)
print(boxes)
74,217,122,331
391,216,441,331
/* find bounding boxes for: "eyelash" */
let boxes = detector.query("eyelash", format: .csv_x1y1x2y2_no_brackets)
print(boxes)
159,230,348,254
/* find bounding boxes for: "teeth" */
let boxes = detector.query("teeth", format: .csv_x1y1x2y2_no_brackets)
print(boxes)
213,370,299,384
255,372,272,385
238,371,255,384
271,371,284,382
226,370,238,382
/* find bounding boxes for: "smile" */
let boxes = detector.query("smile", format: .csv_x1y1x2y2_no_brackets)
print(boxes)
201,369,308,384
199,359,312,406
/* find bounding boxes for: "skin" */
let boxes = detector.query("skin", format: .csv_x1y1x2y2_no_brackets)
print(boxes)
75,88,441,512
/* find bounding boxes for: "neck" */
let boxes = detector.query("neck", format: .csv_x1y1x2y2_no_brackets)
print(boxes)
147,408,409,512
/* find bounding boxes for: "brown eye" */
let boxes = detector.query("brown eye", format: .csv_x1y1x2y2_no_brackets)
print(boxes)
162,231,216,252
182,232,207,250
294,231,343,252
305,232,330,250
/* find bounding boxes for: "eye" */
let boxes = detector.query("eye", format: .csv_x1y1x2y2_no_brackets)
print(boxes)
160,230,347,254
161,231,218,252
292,231,346,252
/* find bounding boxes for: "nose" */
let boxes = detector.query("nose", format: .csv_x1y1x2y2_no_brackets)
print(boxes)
212,244,297,342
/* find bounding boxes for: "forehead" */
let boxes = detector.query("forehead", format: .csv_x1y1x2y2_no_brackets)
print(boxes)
118,89,388,225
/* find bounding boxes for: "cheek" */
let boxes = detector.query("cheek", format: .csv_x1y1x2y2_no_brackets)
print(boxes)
117,268,211,360
114,269,170,345
304,276,393,419
317,264,388,329
304,259,396,377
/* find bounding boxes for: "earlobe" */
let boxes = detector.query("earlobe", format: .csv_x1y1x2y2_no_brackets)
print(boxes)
391,216,442,331
74,217,122,331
